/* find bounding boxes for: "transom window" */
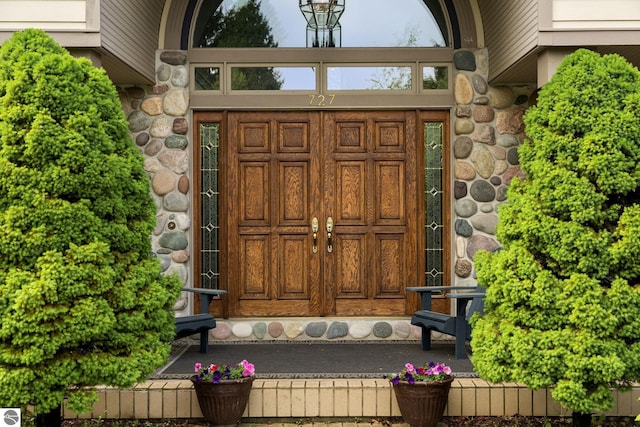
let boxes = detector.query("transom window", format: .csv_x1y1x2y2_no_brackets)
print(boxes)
192,63,450,92
190,0,452,97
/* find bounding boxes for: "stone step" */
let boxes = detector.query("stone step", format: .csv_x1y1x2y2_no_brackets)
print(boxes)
63,378,640,421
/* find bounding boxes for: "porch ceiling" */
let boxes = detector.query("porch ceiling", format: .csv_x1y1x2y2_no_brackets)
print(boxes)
100,50,155,85
491,45,640,85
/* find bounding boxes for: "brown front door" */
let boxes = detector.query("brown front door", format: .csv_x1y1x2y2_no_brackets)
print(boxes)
227,110,420,316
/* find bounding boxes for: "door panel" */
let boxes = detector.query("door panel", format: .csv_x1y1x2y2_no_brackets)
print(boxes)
336,162,366,223
228,110,419,316
278,235,309,298
239,163,269,223
376,161,405,222
324,111,418,316
239,235,269,297
335,234,366,298
376,234,404,296
228,112,322,316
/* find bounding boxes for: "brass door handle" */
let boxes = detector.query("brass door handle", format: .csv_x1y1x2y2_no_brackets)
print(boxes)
326,217,333,253
312,217,319,253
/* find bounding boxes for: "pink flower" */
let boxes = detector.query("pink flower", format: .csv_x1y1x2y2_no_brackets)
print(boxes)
242,359,255,376
386,361,451,384
192,360,255,383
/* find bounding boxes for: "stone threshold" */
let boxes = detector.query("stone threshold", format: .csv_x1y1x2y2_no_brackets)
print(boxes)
208,317,424,342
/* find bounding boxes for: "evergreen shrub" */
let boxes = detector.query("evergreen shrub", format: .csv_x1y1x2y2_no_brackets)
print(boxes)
472,49,640,415
0,29,182,414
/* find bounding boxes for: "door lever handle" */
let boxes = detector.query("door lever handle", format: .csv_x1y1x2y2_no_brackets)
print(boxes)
312,217,319,253
326,217,333,253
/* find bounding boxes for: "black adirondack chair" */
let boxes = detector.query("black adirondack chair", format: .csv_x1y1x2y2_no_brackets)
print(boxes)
408,286,485,359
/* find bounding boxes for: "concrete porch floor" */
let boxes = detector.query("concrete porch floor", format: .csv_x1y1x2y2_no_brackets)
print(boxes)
63,378,640,421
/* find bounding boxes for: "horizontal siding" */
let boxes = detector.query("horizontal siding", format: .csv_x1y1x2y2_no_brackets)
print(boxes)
553,0,640,29
478,0,538,82
0,0,89,30
101,0,164,83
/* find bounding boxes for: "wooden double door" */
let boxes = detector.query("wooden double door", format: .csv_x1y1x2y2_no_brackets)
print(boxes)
226,110,421,316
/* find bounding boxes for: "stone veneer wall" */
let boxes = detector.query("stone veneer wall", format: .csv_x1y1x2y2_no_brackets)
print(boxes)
115,48,535,341
118,50,192,317
451,49,533,286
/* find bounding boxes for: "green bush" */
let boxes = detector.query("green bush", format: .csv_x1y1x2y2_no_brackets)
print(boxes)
471,49,640,415
0,29,182,414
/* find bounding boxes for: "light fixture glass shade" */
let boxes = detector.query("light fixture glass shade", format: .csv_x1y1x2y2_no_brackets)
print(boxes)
299,0,345,47
306,24,341,48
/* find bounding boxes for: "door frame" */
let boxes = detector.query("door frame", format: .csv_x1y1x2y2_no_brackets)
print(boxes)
192,109,451,317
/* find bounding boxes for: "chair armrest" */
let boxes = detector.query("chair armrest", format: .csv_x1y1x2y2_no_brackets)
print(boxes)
182,288,228,296
182,288,227,313
407,286,478,294
446,292,485,300
407,286,478,310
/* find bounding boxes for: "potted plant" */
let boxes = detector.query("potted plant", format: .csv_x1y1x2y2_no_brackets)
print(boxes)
191,359,255,427
386,361,454,427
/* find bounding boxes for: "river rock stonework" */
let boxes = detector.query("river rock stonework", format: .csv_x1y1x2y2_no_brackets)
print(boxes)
118,50,193,316
181,318,435,342
118,48,533,337
453,48,533,287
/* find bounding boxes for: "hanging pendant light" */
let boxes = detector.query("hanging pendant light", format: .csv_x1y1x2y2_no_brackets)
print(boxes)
299,0,345,48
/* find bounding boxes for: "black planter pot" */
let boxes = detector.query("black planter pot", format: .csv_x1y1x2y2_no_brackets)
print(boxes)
191,375,254,427
392,376,454,427
36,404,62,427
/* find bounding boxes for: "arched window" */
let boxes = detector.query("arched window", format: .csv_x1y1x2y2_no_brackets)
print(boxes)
192,0,450,48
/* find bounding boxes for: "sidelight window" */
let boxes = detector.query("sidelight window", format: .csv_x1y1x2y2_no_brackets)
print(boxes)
424,122,444,286
200,123,220,289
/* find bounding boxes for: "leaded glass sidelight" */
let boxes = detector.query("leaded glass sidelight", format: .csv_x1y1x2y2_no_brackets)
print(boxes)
424,122,444,286
201,124,220,289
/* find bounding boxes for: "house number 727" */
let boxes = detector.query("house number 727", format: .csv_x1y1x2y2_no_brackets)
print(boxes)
308,94,335,106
